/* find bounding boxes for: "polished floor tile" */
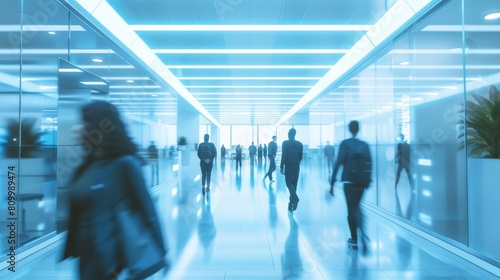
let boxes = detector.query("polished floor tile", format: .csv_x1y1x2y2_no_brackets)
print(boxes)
1,157,498,279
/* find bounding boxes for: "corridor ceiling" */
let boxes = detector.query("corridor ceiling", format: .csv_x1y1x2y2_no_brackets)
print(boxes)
2,0,499,127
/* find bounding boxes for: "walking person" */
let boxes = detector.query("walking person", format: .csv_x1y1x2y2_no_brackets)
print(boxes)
263,144,267,163
258,144,263,162
324,141,335,173
395,133,412,189
263,136,278,182
248,142,257,165
330,120,372,255
280,129,303,212
235,144,243,170
220,144,226,160
198,134,217,195
62,101,168,279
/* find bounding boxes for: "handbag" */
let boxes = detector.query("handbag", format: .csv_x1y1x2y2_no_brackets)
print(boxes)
116,201,167,280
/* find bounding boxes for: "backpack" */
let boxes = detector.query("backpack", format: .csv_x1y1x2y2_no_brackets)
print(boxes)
199,143,212,160
348,140,372,188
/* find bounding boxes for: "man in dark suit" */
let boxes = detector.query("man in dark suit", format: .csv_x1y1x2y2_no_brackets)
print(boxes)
395,134,412,189
330,120,371,254
263,136,278,182
280,129,303,212
197,134,217,195
324,141,335,173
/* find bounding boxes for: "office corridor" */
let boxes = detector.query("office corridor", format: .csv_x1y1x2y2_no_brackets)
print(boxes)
1,157,497,280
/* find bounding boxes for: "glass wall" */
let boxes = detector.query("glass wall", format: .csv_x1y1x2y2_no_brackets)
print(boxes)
310,0,499,265
0,0,177,259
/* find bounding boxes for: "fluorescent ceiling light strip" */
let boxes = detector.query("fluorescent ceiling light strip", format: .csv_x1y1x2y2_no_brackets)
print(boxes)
0,49,114,55
109,85,161,89
185,86,311,89
0,25,85,32
275,0,434,126
167,65,333,69
197,97,299,100
71,0,220,127
130,24,371,32
104,77,151,80
192,92,305,95
78,65,135,69
81,81,107,85
178,77,320,80
421,25,500,32
154,49,348,54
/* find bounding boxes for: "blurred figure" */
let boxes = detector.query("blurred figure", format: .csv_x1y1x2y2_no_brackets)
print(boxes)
263,144,267,163
395,133,412,189
198,134,217,195
62,101,168,279
147,141,159,186
248,142,257,165
220,144,226,160
235,144,243,170
280,129,303,212
330,120,372,255
263,136,277,183
258,144,263,162
324,141,335,173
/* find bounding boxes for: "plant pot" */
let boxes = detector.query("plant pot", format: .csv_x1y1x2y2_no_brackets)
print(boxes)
178,145,186,151
467,157,500,260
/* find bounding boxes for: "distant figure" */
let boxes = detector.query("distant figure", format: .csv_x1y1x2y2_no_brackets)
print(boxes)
395,133,412,189
221,144,226,159
235,144,243,170
148,141,159,159
330,120,372,255
258,144,263,162
263,144,268,162
147,141,159,186
280,129,303,212
62,101,168,279
248,142,257,165
324,141,335,173
263,136,278,182
197,134,217,195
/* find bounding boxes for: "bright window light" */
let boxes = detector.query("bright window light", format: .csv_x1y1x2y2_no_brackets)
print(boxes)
166,65,333,69
422,25,500,32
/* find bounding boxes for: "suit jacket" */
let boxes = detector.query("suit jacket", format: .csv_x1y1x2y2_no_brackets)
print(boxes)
63,155,167,274
331,137,372,185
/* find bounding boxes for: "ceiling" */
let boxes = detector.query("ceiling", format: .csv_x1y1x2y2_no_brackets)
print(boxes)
2,0,500,128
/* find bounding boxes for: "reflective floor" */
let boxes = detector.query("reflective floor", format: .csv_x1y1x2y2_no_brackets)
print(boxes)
1,157,498,279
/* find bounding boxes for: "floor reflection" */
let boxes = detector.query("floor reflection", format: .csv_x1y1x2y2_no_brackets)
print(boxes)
197,194,216,260
281,212,302,279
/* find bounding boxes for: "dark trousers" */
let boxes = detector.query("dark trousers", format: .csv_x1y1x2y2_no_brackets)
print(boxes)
343,183,365,241
326,156,334,172
395,161,412,187
235,157,242,169
264,157,276,180
200,161,214,188
284,164,300,204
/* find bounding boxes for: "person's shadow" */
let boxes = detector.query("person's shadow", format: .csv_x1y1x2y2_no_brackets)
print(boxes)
395,192,413,268
281,212,303,279
197,194,216,260
268,186,277,240
235,170,242,192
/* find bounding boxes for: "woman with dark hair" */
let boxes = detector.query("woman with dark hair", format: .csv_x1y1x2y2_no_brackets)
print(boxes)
62,101,168,279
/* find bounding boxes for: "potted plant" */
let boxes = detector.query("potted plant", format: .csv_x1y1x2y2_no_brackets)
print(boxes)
458,84,500,260
177,136,188,151
457,85,500,158
2,118,44,158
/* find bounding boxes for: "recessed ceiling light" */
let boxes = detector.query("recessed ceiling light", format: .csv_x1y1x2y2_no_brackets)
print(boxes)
151,94,158,97
484,12,500,20
92,58,103,63
400,61,409,65
48,31,56,35
126,79,134,83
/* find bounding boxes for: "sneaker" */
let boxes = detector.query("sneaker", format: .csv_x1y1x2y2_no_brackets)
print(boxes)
347,238,358,250
270,179,275,182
